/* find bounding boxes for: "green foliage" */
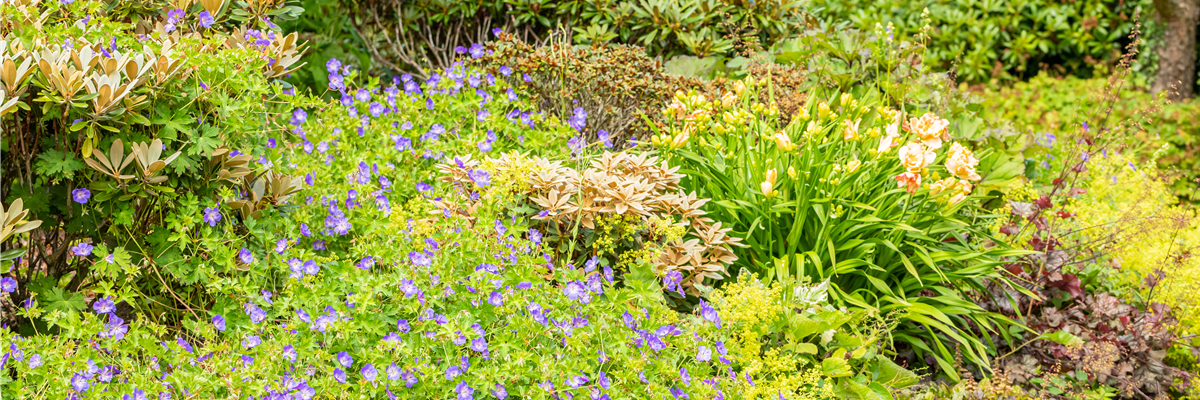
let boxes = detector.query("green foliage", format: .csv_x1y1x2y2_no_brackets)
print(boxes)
285,0,808,88
806,0,1155,83
471,32,711,146
978,72,1200,203
649,85,1032,378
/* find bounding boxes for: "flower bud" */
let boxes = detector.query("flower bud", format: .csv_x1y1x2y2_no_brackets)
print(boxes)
774,131,796,152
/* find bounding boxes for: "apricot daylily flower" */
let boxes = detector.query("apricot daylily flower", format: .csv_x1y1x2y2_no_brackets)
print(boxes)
944,142,981,181
878,115,902,153
906,113,950,149
895,172,921,194
898,141,936,173
843,119,861,141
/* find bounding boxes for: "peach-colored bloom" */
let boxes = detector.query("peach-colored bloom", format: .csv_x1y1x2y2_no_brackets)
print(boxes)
944,142,981,181
843,119,861,141
895,172,921,194
906,113,950,149
898,141,936,173
878,116,902,153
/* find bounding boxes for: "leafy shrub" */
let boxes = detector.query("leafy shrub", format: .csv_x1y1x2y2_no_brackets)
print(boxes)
470,32,715,147
981,63,1200,397
290,0,808,85
979,72,1200,203
648,83,1031,378
806,0,1154,83
711,272,921,398
0,0,307,326
436,151,744,298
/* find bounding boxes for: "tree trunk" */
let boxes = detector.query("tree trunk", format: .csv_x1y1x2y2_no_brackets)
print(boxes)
1152,0,1200,100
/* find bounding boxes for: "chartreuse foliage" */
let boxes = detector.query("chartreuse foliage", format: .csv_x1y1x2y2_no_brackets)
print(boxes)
648,81,1035,379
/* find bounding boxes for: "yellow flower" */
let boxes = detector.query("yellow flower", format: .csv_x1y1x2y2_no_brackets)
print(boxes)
761,169,778,198
842,119,861,141
671,131,691,149
877,106,898,122
733,80,747,96
787,166,797,179
818,102,831,120
840,93,857,110
905,112,950,149
944,142,981,181
721,91,738,108
794,106,810,123
930,177,972,204
774,131,796,152
722,111,741,125
845,159,861,174
898,141,936,173
804,121,820,138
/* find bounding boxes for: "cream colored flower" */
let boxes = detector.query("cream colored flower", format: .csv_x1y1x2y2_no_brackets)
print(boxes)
898,141,936,173
906,113,950,149
761,169,778,198
842,119,861,141
665,99,687,119
845,159,861,174
720,91,738,109
878,116,902,153
944,142,981,181
774,131,796,152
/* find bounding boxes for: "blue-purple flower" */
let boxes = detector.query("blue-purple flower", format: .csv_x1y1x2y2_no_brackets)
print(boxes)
198,11,214,28
212,314,226,331
72,188,91,204
72,242,93,257
468,169,491,187
337,351,353,368
0,277,15,293
204,206,222,227
93,297,116,313
238,248,254,264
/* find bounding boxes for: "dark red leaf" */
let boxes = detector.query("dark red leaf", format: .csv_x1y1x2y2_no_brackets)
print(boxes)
1035,195,1053,210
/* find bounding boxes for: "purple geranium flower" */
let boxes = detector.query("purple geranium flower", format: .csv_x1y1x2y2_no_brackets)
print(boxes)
72,243,93,257
0,277,16,293
198,11,214,28
93,297,116,313
204,206,221,227
72,188,91,204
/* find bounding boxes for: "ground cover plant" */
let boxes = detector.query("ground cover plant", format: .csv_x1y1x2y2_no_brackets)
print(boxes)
3,0,1200,399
